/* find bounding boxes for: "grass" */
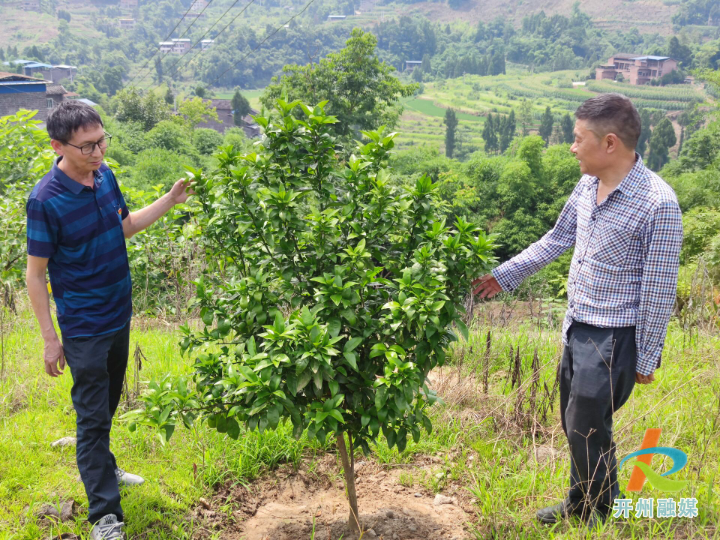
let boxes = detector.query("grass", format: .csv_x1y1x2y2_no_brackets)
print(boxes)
212,89,265,112
0,298,718,539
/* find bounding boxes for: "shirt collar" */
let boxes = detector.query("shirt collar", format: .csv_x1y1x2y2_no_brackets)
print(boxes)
53,157,102,195
615,153,646,197
587,153,645,198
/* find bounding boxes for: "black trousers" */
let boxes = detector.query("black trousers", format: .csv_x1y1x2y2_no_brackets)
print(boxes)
560,321,637,514
63,321,130,524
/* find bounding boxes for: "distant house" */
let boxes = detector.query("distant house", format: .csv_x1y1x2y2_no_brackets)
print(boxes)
405,60,422,72
200,39,214,50
6,59,34,66
0,73,73,121
159,42,175,54
595,54,679,85
0,72,47,119
3,61,77,83
189,0,208,13
196,99,261,138
51,65,77,83
23,0,41,11
119,18,135,29
327,15,346,21
171,38,192,53
45,84,70,110
23,62,53,79
120,0,139,10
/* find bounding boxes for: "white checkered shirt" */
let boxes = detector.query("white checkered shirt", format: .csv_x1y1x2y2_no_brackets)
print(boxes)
493,155,683,376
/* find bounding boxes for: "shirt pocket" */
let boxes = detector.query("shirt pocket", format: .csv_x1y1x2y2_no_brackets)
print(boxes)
589,225,633,267
102,199,123,229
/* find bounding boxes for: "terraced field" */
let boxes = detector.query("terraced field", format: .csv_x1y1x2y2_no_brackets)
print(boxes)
0,3,104,48
396,70,710,153
214,88,264,111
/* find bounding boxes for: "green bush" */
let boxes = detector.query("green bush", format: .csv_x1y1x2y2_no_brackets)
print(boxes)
128,148,191,190
681,207,720,263
222,127,248,153
145,120,194,153
193,128,224,155
0,110,54,305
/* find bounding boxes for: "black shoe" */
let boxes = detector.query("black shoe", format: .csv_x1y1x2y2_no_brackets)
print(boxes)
536,500,582,524
586,508,608,529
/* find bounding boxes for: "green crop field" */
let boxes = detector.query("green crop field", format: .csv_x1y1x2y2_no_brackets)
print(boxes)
395,70,710,154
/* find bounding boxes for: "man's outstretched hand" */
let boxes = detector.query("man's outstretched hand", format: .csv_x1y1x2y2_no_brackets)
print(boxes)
472,274,503,299
169,178,195,205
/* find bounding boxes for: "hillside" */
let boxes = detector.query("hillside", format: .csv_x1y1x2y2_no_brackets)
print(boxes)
0,0,682,52
399,0,679,34
0,1,104,48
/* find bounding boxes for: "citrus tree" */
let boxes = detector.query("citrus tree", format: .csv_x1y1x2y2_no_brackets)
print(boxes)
128,99,495,533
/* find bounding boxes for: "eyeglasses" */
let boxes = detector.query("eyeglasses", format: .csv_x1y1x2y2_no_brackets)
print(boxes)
63,132,112,155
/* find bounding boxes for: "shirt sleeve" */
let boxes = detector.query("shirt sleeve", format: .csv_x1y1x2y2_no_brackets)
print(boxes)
492,181,580,291
636,201,683,376
26,198,58,258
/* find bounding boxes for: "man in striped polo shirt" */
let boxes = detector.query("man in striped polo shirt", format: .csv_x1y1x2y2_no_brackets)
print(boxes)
473,94,683,528
26,101,192,540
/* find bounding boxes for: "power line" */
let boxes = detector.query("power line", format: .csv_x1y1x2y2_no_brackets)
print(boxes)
137,0,255,90
205,0,318,89
124,0,207,89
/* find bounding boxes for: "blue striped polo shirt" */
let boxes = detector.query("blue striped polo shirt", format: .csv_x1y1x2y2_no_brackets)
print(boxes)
26,159,132,338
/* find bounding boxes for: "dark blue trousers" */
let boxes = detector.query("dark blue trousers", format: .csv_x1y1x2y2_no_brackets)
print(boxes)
560,321,637,515
63,321,130,523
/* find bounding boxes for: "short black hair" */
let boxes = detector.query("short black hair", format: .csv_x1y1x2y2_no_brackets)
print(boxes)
574,93,641,150
47,101,103,142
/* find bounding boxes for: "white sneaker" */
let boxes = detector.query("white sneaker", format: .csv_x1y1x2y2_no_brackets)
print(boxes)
90,514,125,540
116,468,145,487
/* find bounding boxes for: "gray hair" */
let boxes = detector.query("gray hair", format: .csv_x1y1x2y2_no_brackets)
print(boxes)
575,93,641,150
47,101,103,142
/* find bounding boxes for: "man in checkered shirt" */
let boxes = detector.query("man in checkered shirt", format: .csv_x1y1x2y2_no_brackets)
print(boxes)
473,93,683,528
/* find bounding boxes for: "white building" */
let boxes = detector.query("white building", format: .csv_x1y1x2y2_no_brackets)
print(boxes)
189,0,208,13
171,38,192,53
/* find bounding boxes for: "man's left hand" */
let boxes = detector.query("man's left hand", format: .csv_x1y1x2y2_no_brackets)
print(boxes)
169,178,195,205
635,372,655,384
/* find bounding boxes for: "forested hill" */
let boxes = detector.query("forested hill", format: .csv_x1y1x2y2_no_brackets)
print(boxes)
2,0,720,98
402,0,680,34
0,0,687,50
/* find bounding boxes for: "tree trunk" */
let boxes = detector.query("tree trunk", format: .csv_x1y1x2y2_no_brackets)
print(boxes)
337,432,360,534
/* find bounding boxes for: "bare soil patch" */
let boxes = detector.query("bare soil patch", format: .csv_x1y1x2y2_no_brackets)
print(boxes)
189,454,475,540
